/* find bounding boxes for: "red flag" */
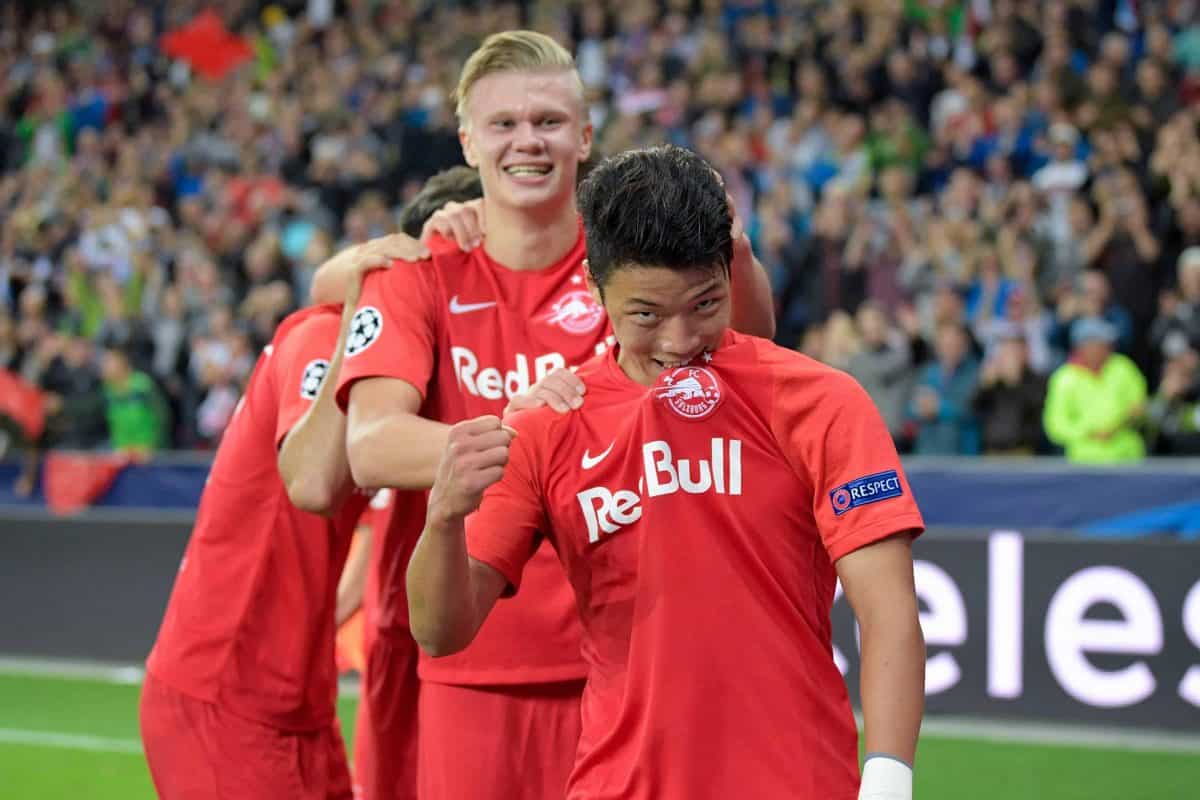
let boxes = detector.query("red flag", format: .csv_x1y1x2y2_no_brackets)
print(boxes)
0,369,47,441
160,9,253,82
43,452,130,515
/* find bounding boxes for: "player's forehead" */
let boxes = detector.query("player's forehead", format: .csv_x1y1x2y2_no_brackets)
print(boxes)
467,69,583,121
606,264,727,306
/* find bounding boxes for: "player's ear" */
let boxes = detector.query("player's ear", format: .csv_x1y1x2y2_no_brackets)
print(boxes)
578,120,593,163
584,263,602,305
459,125,478,169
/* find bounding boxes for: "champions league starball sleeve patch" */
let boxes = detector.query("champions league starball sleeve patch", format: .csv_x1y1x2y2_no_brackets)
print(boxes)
345,306,383,357
299,358,329,400
829,470,904,516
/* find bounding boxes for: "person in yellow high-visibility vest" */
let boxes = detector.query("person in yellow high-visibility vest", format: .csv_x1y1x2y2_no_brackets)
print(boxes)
1044,317,1147,463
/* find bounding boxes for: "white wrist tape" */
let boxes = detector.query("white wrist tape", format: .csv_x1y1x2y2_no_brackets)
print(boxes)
858,754,913,800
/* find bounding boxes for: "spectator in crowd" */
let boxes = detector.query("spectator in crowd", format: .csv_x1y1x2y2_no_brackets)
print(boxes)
1044,318,1147,464
1050,269,1135,359
100,344,168,457
908,320,981,455
1146,342,1200,456
1032,123,1088,247
1149,246,1200,364
12,324,108,495
847,301,915,450
972,331,1047,455
27,326,107,451
821,309,862,373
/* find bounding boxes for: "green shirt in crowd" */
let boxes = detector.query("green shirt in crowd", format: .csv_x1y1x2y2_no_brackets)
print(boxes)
104,370,167,453
1043,353,1147,464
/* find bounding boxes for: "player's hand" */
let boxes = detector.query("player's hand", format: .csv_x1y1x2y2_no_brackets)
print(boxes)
352,233,431,277
504,368,585,416
421,199,485,251
428,416,515,520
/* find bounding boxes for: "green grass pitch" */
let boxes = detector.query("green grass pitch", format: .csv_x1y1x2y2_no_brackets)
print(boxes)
0,673,1195,799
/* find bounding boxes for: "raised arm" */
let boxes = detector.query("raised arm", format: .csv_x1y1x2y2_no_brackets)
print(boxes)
836,532,924,799
308,234,430,306
727,201,777,340
280,238,424,514
309,203,487,305
407,416,512,656
277,282,366,515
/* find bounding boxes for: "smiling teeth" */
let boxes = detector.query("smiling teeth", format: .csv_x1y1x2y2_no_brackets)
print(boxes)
506,166,550,175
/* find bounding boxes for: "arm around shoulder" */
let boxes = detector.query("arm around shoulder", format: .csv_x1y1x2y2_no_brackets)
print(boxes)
278,303,361,515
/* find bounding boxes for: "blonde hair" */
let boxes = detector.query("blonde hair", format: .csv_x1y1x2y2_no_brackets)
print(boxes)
453,30,582,124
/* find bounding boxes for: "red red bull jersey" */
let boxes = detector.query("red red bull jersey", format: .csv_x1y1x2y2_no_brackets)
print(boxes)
148,305,369,730
465,330,925,799
335,229,613,685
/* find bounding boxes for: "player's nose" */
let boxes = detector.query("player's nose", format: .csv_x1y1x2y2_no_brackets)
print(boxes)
658,320,702,360
512,121,544,150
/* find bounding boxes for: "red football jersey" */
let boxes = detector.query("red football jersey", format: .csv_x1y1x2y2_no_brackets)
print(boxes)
147,305,369,731
335,229,613,685
466,330,925,799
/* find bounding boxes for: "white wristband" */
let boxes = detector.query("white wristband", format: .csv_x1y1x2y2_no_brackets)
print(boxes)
857,754,913,800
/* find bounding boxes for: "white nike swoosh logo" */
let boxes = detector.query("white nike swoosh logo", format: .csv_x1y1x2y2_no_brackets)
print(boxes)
449,296,498,314
581,441,616,470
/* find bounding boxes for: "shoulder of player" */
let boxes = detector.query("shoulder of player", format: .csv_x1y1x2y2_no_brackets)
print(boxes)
743,337,870,406
422,233,479,272
503,405,572,465
272,304,340,347
365,257,439,289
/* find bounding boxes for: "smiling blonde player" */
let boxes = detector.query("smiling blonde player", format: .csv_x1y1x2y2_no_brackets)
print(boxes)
335,31,774,800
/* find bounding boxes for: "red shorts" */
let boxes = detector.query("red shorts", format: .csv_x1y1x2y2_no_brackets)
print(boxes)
353,631,420,800
418,679,584,800
140,673,352,800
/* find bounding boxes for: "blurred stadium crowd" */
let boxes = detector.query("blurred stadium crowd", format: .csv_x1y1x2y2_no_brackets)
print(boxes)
3,0,1200,473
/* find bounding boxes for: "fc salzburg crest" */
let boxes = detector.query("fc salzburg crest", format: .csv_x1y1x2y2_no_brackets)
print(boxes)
541,289,605,335
654,366,723,420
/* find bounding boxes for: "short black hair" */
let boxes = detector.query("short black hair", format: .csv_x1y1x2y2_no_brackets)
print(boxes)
396,166,484,237
577,145,733,291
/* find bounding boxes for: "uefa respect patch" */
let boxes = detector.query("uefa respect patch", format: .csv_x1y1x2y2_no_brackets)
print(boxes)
829,470,904,516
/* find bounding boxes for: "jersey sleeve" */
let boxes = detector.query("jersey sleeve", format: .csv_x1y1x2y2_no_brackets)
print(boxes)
464,412,549,594
334,261,439,411
773,366,925,563
272,311,343,448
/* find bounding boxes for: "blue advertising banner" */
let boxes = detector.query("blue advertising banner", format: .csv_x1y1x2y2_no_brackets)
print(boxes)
4,457,1198,537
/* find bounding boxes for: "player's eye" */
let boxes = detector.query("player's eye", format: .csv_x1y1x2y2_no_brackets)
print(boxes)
539,117,563,128
631,311,658,325
695,297,721,312
492,119,515,130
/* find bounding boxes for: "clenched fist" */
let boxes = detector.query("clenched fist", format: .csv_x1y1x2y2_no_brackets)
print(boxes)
428,415,516,521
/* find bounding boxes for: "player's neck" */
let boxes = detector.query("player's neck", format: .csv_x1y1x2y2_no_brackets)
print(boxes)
482,201,579,272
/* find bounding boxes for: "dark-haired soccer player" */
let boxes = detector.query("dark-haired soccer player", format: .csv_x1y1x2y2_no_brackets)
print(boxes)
408,145,926,800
